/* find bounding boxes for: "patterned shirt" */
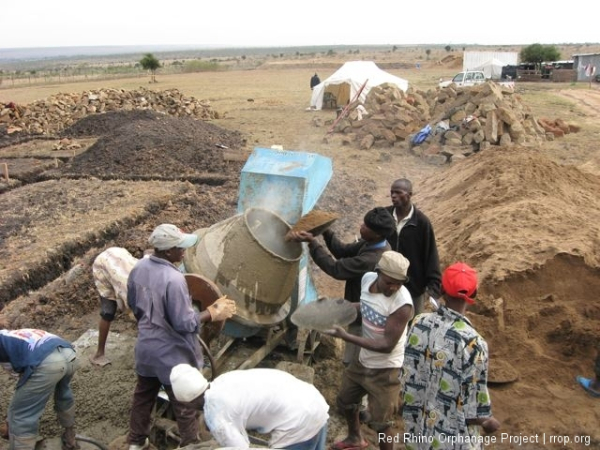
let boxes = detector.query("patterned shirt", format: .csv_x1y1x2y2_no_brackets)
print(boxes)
402,306,492,450
0,329,73,387
92,247,139,311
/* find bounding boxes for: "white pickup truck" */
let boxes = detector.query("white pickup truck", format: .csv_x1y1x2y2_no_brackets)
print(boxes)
439,70,515,89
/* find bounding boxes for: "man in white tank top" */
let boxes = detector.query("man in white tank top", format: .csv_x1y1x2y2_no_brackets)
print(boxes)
325,251,414,450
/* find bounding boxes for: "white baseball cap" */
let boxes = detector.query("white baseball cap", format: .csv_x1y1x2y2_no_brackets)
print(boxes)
148,224,198,251
170,364,209,402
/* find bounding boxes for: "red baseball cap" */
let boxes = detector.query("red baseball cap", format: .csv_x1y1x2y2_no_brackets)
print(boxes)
441,262,478,304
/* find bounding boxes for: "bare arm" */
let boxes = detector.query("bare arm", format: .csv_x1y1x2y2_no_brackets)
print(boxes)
325,304,413,353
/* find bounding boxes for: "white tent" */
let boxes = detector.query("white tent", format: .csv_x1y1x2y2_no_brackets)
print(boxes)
473,58,506,79
310,61,409,110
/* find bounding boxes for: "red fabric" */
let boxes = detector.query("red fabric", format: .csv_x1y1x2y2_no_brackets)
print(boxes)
441,262,478,304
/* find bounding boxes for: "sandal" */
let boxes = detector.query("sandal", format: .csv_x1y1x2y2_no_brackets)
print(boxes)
576,376,600,398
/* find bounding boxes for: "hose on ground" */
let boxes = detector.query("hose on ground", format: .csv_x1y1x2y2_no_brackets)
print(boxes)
75,435,109,450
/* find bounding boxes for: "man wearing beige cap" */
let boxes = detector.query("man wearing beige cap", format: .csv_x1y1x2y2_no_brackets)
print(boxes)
126,224,237,450
401,262,500,450
325,250,413,450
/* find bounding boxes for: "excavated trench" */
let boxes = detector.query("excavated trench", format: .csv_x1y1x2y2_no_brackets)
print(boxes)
0,109,248,313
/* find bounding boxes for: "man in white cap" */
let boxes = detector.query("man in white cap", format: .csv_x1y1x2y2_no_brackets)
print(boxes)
401,262,500,450
126,224,237,450
169,364,330,450
325,250,413,450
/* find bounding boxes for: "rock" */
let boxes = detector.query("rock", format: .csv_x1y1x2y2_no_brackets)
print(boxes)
424,153,448,165
499,133,513,146
0,87,219,136
449,153,467,163
360,134,375,150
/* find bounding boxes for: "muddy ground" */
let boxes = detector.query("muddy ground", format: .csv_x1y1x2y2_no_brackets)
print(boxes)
1,66,600,450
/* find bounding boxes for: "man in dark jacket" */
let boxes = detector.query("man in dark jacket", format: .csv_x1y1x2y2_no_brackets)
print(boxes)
310,73,321,90
288,207,395,364
386,178,441,316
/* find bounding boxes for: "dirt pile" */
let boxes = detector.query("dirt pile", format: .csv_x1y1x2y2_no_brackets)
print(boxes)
417,145,600,282
412,145,600,445
334,82,580,164
0,87,221,137
47,110,247,180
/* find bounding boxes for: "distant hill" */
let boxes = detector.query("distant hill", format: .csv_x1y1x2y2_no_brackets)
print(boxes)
0,45,220,62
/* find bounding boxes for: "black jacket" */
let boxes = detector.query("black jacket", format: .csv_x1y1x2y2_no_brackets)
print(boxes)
385,205,441,299
308,229,390,304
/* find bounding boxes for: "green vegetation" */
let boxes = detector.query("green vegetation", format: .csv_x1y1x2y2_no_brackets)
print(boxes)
181,60,225,73
520,44,561,69
139,53,161,83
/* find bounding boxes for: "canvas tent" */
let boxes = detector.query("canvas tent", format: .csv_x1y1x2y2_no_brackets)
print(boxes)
473,58,506,79
310,61,408,110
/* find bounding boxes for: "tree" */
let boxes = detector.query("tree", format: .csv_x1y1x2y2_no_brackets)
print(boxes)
425,49,431,59
140,53,160,83
520,44,561,70
444,45,452,52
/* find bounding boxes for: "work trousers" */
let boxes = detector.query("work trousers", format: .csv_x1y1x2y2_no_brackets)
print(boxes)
9,346,77,450
128,374,200,447
284,423,328,450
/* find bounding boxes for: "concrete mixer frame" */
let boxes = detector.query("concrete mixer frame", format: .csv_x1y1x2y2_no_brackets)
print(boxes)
186,272,321,375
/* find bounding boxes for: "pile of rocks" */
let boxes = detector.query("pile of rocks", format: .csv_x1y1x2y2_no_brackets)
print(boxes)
333,81,579,164
0,87,219,135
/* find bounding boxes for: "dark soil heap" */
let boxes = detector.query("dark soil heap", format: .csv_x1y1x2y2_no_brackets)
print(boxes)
57,110,248,179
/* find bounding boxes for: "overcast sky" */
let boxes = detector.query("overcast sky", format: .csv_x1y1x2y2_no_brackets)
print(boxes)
2,0,598,49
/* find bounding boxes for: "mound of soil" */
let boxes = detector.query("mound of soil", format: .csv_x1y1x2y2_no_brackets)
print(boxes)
414,145,600,443
289,210,339,235
418,145,600,282
57,110,248,178
61,109,160,137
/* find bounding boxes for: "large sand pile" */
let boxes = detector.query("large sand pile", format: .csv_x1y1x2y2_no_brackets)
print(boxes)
416,145,600,444
418,145,600,282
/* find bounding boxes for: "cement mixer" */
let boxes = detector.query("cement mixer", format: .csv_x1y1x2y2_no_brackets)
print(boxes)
184,207,303,328
184,147,333,370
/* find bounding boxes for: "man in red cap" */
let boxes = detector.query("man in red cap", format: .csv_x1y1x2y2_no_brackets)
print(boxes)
401,262,500,449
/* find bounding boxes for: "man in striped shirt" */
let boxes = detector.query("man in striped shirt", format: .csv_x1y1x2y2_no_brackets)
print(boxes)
325,251,413,450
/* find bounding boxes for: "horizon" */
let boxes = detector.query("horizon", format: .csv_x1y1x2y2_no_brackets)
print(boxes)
2,42,598,64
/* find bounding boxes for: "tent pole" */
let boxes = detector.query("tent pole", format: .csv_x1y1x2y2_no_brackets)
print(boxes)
326,79,369,135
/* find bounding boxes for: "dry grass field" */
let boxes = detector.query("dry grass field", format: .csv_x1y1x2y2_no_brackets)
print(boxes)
1,46,600,449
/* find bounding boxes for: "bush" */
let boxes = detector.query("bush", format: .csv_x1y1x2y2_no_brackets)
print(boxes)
181,60,224,73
